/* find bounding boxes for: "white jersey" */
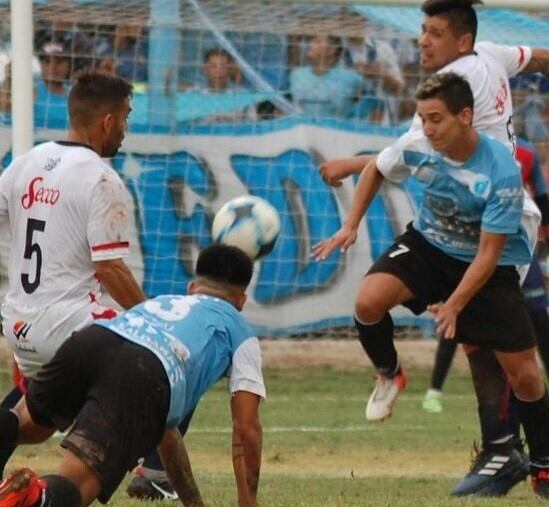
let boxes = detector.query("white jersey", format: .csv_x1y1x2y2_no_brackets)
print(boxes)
0,141,131,378
410,41,532,152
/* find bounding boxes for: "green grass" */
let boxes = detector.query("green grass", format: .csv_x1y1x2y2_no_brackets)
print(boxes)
5,366,544,506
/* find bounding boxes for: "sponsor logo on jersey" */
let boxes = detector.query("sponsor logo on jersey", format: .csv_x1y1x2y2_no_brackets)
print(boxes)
21,176,61,209
13,320,31,341
43,157,61,172
494,79,508,116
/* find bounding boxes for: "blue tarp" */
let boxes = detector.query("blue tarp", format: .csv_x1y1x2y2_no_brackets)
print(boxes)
352,5,549,48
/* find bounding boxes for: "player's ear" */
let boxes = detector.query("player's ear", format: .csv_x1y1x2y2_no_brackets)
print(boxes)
102,113,114,135
187,280,197,295
457,32,473,54
458,107,473,126
234,292,247,312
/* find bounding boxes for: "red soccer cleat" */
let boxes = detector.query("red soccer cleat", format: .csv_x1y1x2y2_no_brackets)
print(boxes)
0,468,45,507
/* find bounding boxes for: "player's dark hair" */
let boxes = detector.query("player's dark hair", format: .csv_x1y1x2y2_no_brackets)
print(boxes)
196,244,253,289
68,69,132,126
421,0,483,44
415,72,474,114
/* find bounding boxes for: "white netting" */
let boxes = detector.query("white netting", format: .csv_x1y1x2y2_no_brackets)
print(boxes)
0,1,548,339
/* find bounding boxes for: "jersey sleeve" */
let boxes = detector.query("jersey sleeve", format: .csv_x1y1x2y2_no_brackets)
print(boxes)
229,337,266,399
87,169,131,261
376,127,431,183
476,41,532,77
482,155,524,234
0,165,13,225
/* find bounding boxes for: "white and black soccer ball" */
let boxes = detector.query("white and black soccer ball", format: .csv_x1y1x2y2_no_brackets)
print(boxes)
212,195,280,259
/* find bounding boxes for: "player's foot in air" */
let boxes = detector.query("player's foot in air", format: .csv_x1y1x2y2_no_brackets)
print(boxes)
127,466,178,501
422,389,443,413
451,444,528,497
365,368,408,421
0,468,45,507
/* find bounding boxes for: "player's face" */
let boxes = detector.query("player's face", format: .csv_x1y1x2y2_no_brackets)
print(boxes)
418,16,470,71
417,97,471,158
102,97,131,158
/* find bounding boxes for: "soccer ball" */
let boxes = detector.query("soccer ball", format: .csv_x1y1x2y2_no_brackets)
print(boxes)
212,195,280,259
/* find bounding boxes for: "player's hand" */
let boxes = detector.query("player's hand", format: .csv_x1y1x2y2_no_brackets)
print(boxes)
319,159,354,187
427,302,458,340
311,223,358,261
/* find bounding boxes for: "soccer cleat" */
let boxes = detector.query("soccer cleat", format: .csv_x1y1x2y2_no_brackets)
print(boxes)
451,445,528,497
126,467,178,501
365,369,408,421
531,461,549,499
422,390,443,413
0,468,45,507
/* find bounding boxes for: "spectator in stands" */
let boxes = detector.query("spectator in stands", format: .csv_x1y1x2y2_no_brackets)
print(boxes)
0,30,93,128
0,37,70,123
186,47,257,123
289,34,367,120
342,21,406,125
96,23,148,88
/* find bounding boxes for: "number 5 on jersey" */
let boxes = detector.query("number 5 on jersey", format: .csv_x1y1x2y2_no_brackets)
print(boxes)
22,218,46,294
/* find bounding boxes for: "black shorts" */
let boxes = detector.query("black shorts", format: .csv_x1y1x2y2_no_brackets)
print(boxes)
26,325,170,503
368,224,536,352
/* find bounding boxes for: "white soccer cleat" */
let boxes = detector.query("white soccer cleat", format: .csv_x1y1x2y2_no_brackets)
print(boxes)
365,369,408,421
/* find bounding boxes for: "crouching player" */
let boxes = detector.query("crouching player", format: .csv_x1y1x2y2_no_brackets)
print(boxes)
0,244,265,507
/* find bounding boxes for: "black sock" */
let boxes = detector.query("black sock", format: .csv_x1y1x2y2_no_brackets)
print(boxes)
354,313,398,374
466,348,519,449
430,338,458,391
516,389,549,462
0,386,24,478
41,475,82,507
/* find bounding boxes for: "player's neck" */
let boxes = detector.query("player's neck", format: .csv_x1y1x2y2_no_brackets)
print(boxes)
64,130,99,155
444,131,478,162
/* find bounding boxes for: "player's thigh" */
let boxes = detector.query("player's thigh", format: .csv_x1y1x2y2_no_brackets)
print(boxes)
356,272,414,319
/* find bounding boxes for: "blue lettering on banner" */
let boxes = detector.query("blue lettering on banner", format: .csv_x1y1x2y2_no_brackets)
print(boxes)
231,150,341,302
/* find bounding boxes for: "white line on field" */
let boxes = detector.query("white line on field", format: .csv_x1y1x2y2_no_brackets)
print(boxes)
202,394,472,403
187,425,430,434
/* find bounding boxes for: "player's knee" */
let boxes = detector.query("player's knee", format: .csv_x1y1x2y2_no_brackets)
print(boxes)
509,369,545,401
354,298,384,324
42,474,82,507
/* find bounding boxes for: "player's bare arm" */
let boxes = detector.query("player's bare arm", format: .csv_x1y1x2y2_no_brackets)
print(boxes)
312,158,384,260
231,390,262,507
94,258,145,309
428,232,507,340
157,427,205,507
523,48,549,75
320,154,373,187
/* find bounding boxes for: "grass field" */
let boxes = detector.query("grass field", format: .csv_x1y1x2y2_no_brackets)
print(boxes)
3,363,544,506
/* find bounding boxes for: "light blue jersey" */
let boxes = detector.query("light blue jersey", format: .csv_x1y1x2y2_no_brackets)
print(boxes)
289,66,364,119
96,294,265,427
377,131,539,265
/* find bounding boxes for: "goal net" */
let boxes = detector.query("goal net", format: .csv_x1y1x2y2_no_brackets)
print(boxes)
0,0,548,341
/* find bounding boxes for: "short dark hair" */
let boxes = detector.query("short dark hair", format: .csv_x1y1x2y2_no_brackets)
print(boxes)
68,70,133,126
421,0,483,43
203,48,233,64
196,244,253,289
415,72,474,114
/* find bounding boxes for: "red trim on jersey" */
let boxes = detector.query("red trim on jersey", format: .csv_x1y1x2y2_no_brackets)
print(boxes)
91,308,118,320
518,47,525,68
91,241,129,252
